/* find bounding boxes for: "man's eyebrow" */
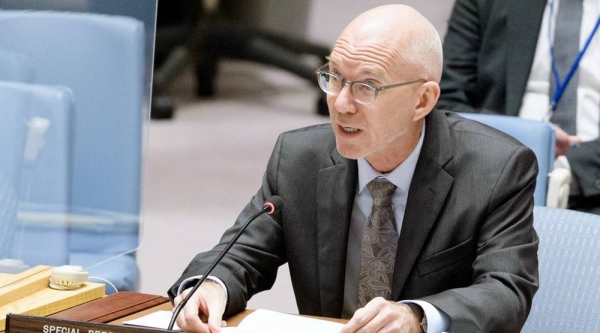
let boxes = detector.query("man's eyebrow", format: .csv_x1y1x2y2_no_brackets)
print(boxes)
327,54,387,79
326,54,339,66
362,66,386,78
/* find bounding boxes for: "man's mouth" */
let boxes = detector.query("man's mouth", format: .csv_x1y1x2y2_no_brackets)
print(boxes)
342,126,359,133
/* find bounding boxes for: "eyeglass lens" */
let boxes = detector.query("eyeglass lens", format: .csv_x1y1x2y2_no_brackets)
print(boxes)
318,72,376,104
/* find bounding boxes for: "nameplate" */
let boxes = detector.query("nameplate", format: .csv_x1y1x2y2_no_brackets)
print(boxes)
5,314,172,333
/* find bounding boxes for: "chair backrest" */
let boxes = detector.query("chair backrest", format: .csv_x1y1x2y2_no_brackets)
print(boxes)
0,10,145,214
459,113,555,206
18,83,74,206
0,81,30,260
521,206,600,332
0,10,144,291
0,49,73,207
0,81,73,265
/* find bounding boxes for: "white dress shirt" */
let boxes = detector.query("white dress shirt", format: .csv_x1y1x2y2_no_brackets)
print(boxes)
351,122,449,333
520,0,600,141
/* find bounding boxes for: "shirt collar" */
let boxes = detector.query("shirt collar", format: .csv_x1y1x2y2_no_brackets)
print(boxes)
357,122,426,194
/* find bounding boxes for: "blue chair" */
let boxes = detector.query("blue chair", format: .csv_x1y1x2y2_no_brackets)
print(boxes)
521,206,600,332
0,81,30,261
0,52,72,207
0,10,145,293
0,81,74,268
458,113,562,206
0,9,145,213
17,85,73,207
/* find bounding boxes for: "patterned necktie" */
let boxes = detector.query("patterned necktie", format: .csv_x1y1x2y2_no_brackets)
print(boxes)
549,0,583,135
358,177,398,307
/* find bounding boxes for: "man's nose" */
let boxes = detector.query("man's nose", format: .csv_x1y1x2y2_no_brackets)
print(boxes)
333,85,357,114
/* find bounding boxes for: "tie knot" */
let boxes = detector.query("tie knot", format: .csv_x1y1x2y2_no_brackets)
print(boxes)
366,178,396,207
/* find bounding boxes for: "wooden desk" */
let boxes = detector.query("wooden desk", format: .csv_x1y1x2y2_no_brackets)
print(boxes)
111,303,254,327
4,292,347,332
110,298,348,327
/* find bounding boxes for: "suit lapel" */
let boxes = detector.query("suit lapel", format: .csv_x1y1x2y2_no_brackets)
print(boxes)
506,0,546,114
316,148,357,317
391,111,454,299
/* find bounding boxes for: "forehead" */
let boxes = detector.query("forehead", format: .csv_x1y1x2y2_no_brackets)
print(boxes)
329,33,404,79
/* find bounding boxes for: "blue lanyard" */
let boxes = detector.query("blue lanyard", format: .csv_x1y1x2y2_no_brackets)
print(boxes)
548,0,600,112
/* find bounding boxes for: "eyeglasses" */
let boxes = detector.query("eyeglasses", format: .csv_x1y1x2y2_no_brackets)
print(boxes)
314,63,426,105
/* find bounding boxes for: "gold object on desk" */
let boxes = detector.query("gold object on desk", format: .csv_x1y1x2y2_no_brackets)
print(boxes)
0,266,53,306
0,265,105,331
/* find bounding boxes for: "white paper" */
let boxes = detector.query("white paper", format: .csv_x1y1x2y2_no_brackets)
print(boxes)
122,310,181,330
237,309,343,333
122,310,239,332
123,309,343,333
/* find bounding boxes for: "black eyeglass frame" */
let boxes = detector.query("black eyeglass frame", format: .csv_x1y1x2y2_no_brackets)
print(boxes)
314,63,426,105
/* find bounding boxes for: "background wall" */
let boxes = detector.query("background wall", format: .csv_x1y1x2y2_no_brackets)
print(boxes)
306,0,454,45
234,0,454,46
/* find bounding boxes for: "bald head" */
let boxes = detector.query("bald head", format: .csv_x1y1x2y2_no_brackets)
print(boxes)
331,4,442,82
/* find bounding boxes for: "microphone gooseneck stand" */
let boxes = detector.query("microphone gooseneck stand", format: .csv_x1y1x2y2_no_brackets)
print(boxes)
167,196,283,331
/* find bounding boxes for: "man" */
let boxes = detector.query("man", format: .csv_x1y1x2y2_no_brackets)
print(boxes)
169,5,539,332
438,0,600,215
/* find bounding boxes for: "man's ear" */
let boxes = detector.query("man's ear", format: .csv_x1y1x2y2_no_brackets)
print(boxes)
412,81,440,121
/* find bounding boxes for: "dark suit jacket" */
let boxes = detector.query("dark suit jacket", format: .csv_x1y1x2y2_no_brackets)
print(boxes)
169,110,539,332
438,0,600,212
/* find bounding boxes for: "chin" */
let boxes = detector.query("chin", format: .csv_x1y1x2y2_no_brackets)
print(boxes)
336,143,364,160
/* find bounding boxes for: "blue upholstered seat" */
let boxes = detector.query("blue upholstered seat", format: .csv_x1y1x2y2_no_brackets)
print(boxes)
0,81,30,260
0,10,145,293
521,206,600,332
0,9,145,213
459,113,556,206
0,81,77,270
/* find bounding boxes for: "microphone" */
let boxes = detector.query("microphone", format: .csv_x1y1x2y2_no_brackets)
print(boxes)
167,196,284,330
